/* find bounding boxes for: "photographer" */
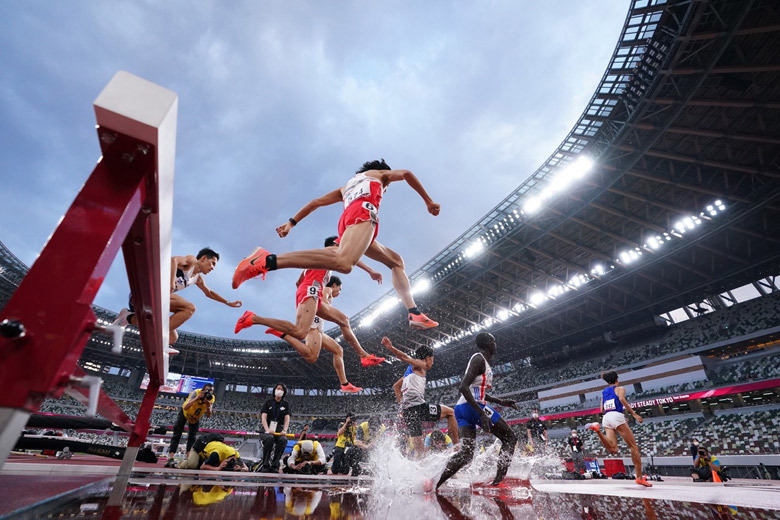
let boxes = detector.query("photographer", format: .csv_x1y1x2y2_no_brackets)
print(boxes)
258,383,291,473
178,433,248,471
691,446,724,482
165,384,215,468
285,440,327,475
526,408,548,453
332,412,357,475
689,438,701,461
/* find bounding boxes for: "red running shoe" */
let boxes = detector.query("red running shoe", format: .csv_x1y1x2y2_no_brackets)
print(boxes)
265,328,285,339
340,382,363,393
232,247,271,289
409,312,438,330
360,354,386,367
585,422,601,433
635,476,653,487
234,311,256,333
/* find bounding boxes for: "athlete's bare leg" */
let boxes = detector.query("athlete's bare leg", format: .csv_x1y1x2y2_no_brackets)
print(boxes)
592,426,619,454
244,298,318,340
320,335,348,385
439,405,460,444
274,222,375,274
410,435,425,458
616,423,644,477
170,293,195,330
365,240,416,309
317,302,370,358
278,328,323,364
437,427,476,489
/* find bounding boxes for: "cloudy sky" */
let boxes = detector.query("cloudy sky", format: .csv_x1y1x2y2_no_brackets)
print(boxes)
0,1,627,341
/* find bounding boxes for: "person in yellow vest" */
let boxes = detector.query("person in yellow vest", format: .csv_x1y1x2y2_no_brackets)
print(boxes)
190,485,234,506
191,439,248,471
425,429,453,452
165,384,215,468
285,487,323,516
331,412,357,475
285,439,327,475
347,416,385,476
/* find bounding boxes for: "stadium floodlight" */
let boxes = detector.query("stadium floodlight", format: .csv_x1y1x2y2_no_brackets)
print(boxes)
464,239,485,259
411,278,431,295
569,274,585,287
482,317,494,327
673,220,687,234
359,313,377,328
591,264,605,276
567,155,595,179
683,217,696,230
432,341,443,349
496,308,510,321
523,196,543,214
513,302,527,313
646,236,662,250
378,297,400,314
529,291,546,306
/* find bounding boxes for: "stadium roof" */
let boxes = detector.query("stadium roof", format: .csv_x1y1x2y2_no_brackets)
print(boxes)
3,0,779,390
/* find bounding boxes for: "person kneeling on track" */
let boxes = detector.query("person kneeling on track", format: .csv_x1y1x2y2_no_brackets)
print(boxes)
177,433,248,472
284,440,327,475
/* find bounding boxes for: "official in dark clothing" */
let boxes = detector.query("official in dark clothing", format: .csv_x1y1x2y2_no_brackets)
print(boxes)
567,429,585,474
525,409,548,453
259,383,291,472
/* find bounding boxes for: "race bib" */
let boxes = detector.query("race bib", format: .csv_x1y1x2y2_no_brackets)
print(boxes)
428,404,438,416
483,406,495,418
307,286,319,298
604,399,616,411
362,201,378,222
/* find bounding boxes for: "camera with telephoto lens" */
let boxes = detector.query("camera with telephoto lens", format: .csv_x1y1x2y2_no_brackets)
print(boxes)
201,390,213,401
224,457,239,471
698,449,707,456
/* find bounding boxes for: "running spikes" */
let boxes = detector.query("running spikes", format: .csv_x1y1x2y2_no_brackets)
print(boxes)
265,327,285,339
408,312,438,330
360,354,386,367
235,311,256,333
232,247,271,289
340,382,363,393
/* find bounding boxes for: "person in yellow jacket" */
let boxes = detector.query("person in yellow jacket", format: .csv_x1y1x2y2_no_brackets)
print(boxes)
285,440,327,475
165,384,215,468
347,416,385,475
179,439,248,471
331,412,357,474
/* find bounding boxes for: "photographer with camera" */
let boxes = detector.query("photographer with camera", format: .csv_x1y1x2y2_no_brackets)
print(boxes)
285,439,328,475
178,433,248,472
691,446,726,482
332,412,357,475
165,383,215,468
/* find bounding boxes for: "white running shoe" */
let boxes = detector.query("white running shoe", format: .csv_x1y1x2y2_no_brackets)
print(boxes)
112,308,132,328
167,346,180,356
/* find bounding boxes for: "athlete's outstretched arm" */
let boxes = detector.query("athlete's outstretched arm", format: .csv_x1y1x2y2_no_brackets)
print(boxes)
483,393,519,410
380,170,440,216
194,278,242,307
356,260,383,284
381,337,425,370
617,386,643,423
276,188,343,237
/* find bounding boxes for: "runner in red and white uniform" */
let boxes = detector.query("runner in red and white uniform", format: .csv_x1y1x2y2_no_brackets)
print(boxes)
234,238,371,392
232,159,440,330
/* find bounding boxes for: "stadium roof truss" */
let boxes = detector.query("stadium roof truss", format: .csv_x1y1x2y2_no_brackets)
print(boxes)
4,0,779,390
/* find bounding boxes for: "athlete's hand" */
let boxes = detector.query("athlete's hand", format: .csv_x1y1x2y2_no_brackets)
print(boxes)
381,336,393,350
426,201,441,216
502,399,519,410
276,221,294,238
369,271,383,284
480,413,492,433
226,300,243,308
634,414,643,424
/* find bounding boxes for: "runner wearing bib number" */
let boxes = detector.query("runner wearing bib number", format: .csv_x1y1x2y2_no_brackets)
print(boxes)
585,371,652,487
232,159,441,330
234,238,362,393
437,333,519,490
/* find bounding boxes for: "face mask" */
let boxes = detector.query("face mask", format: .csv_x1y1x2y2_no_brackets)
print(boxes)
532,413,538,418
572,432,578,437
275,390,284,398
693,441,699,446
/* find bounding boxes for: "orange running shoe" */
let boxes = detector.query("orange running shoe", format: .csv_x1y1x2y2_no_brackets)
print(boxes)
265,328,285,339
585,422,601,433
409,312,438,330
340,382,363,393
234,311,256,333
635,476,653,487
232,247,271,289
360,354,386,367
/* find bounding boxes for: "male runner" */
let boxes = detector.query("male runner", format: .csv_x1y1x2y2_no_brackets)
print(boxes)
382,336,459,456
232,159,440,330
114,248,241,350
319,274,385,367
585,370,652,487
436,333,518,489
234,238,379,392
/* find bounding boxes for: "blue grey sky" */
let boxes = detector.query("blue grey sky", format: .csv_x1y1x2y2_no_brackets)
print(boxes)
0,1,626,341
